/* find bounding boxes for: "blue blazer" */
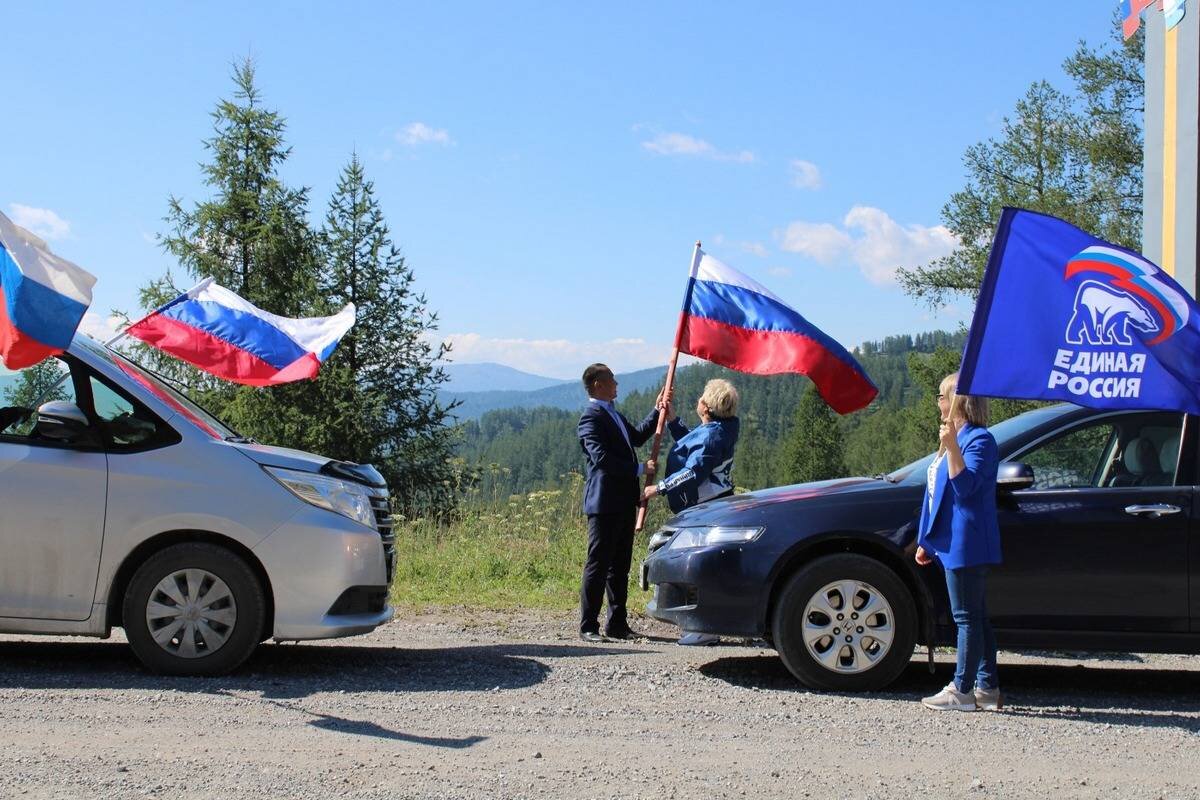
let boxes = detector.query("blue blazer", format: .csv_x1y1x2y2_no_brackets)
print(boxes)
917,422,1002,570
577,402,659,515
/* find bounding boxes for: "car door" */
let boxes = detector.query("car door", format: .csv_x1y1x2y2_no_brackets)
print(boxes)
0,356,108,621
989,411,1190,633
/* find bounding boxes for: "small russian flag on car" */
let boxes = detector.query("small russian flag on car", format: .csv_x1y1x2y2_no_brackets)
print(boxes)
127,278,356,386
0,210,97,369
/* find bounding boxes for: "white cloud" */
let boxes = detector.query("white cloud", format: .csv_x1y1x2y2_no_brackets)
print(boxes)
398,122,452,147
8,204,70,241
788,159,822,190
438,333,673,380
77,311,124,342
778,206,957,285
778,221,853,263
641,132,755,163
739,241,768,258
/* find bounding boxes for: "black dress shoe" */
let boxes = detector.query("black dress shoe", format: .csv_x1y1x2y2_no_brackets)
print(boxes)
603,627,642,640
579,631,605,643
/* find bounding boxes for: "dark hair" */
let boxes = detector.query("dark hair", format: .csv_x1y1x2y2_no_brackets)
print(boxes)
582,363,612,392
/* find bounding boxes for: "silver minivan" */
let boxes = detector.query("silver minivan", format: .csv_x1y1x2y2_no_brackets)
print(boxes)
0,334,395,675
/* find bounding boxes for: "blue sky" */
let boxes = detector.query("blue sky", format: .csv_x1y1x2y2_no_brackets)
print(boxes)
3,3,1121,379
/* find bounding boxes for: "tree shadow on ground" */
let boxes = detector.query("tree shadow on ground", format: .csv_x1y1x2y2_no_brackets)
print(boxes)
0,639,642,698
698,652,1200,732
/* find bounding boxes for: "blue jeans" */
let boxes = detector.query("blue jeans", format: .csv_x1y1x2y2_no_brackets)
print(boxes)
945,565,998,692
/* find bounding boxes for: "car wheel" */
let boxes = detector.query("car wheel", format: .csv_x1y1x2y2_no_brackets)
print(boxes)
122,542,266,676
772,553,916,691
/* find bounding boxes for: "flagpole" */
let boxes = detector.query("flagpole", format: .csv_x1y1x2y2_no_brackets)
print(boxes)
635,241,703,533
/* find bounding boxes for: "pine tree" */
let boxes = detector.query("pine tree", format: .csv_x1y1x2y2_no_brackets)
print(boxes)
780,386,846,484
317,154,458,513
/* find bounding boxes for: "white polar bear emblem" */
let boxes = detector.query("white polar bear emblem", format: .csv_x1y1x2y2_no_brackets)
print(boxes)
1064,280,1158,346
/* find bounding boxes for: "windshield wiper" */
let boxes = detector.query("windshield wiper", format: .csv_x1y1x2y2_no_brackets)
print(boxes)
224,435,256,444
873,473,900,484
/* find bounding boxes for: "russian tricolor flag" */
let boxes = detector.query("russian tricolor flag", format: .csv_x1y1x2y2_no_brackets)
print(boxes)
127,278,355,387
679,251,877,414
0,210,97,369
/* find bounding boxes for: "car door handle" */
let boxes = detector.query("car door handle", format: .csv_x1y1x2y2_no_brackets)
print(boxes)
1124,504,1182,518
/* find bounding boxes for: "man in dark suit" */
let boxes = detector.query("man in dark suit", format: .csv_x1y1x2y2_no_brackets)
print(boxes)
576,363,659,642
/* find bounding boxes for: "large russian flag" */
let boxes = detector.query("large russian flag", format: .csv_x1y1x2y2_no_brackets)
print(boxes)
0,211,97,369
679,252,877,414
127,278,356,387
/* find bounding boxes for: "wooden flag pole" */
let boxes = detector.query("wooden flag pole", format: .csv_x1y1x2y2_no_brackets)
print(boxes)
635,241,704,532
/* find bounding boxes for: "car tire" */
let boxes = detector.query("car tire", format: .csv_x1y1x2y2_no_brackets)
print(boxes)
122,542,266,676
772,553,916,691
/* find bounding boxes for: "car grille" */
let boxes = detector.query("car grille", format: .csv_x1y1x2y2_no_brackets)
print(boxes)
368,490,396,586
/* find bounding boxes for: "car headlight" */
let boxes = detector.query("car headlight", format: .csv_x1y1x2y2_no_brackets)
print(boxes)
665,526,764,552
264,466,376,529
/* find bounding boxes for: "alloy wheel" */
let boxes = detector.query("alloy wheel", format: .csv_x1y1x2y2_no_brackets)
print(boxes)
801,579,895,674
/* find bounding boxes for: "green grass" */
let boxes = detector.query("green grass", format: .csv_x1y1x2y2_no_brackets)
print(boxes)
389,473,673,612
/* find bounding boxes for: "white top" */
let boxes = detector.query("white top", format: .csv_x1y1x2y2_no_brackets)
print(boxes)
926,451,946,514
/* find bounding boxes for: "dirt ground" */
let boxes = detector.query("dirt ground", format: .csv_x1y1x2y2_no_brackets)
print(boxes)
1,610,1198,800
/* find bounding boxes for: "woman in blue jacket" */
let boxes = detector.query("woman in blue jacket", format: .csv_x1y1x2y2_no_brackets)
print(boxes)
916,372,1002,712
642,379,740,513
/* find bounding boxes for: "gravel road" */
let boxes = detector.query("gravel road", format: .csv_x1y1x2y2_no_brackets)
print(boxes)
1,610,1198,800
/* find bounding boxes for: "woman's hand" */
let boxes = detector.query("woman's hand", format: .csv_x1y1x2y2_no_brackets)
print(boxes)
938,419,960,453
914,546,932,566
642,484,659,501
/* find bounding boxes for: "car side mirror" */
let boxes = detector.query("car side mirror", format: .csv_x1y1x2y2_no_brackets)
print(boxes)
33,401,91,443
997,461,1034,492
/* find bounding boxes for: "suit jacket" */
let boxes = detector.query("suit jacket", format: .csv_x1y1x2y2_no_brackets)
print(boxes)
917,422,1002,570
577,401,660,515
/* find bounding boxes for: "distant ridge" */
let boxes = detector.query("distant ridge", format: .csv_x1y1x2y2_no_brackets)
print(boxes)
442,362,566,393
443,365,668,420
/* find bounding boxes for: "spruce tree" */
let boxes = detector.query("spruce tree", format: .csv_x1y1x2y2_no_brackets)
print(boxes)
317,154,458,513
780,386,846,484
136,60,325,447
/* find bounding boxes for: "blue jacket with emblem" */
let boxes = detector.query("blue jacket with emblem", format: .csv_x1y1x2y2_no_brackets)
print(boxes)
658,415,740,513
917,422,1002,570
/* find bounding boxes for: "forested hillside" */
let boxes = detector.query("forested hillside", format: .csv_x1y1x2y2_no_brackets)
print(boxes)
456,330,968,496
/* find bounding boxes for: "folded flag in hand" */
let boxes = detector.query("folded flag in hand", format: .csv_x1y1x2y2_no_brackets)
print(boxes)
127,278,356,386
959,208,1200,414
0,210,97,369
680,251,877,413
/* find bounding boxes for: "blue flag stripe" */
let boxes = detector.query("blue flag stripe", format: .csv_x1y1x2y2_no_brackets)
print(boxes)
0,243,89,349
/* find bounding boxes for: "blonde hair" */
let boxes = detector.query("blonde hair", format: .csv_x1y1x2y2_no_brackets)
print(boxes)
941,372,989,427
700,379,739,418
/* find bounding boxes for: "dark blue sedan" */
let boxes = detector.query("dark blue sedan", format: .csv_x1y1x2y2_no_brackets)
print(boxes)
642,403,1196,690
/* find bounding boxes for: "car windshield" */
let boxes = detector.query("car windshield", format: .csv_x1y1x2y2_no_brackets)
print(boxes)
73,336,240,440
885,404,1077,485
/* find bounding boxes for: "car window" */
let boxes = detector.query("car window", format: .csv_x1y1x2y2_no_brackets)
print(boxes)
89,375,169,449
1019,422,1117,489
0,358,78,439
1015,412,1184,490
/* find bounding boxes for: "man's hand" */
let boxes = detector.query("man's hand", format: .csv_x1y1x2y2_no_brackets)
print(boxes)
642,484,658,501
914,546,933,566
643,458,657,478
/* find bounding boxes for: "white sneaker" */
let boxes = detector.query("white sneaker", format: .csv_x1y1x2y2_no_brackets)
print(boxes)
921,683,976,711
677,632,721,646
974,687,1002,711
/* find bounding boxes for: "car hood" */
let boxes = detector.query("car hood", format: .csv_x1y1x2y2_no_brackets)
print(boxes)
662,476,910,527
228,441,389,489
228,441,330,472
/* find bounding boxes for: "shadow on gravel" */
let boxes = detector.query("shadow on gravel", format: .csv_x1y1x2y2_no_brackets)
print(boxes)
0,639,640,698
698,654,1200,731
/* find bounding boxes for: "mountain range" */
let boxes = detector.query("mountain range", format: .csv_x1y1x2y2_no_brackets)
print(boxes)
441,364,668,420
